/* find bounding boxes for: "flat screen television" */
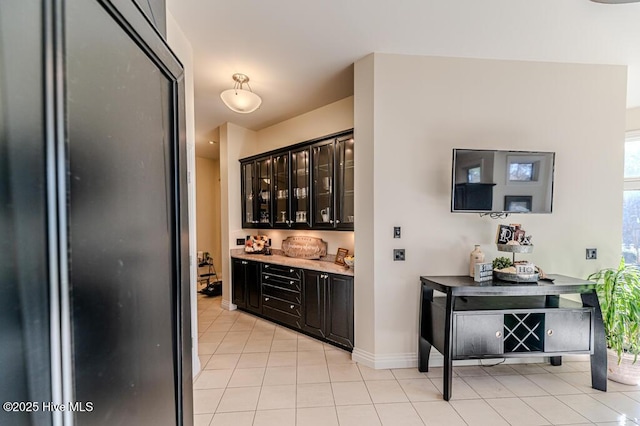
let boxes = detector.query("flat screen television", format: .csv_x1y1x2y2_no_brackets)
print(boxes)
451,149,555,214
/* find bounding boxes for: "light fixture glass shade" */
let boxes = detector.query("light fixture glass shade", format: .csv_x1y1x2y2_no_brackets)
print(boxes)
220,88,262,114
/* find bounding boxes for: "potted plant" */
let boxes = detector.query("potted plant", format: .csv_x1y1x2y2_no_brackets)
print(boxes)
588,259,640,385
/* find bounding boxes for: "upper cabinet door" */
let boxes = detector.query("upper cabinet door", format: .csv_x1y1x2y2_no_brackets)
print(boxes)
336,134,354,230
256,157,273,226
291,147,311,228
242,161,257,228
312,140,336,228
273,152,291,228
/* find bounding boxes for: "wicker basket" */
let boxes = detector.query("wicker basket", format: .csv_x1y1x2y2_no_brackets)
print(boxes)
607,348,640,385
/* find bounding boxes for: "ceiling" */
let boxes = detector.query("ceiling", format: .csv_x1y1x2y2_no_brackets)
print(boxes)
166,0,640,159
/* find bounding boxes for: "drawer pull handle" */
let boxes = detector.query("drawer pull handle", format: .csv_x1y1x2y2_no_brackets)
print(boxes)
242,261,248,265
495,331,502,338
265,275,269,279
547,329,554,336
290,280,294,284
265,265,269,269
290,305,295,309
265,297,270,301
289,269,294,273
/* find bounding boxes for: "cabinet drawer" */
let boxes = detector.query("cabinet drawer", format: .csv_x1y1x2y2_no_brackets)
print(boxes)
454,313,504,357
262,295,301,317
262,263,301,280
263,305,301,329
544,309,592,353
263,284,301,304
262,273,300,292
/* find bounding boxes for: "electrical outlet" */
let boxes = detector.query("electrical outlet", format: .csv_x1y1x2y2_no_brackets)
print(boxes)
394,226,401,238
393,249,405,261
586,248,597,260
236,238,245,246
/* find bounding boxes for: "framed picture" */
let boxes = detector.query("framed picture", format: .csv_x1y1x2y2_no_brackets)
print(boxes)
335,248,349,266
504,195,532,213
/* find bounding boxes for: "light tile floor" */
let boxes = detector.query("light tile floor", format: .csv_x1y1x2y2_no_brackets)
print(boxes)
194,295,640,426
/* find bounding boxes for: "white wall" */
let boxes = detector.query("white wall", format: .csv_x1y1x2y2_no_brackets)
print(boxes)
354,53,627,367
195,157,222,275
257,97,354,152
628,107,640,131
166,13,199,375
220,123,258,309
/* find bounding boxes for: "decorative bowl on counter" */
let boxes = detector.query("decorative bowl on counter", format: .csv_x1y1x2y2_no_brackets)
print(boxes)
344,255,354,269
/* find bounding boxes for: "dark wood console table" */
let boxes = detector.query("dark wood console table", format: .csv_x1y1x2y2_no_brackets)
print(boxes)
418,275,606,401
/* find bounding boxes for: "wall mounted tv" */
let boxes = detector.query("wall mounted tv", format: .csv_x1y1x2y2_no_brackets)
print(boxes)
451,149,555,214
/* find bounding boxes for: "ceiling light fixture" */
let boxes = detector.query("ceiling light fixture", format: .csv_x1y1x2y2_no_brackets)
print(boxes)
220,73,262,114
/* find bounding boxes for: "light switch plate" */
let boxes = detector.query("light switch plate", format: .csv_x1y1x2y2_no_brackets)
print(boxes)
394,227,401,238
393,249,405,261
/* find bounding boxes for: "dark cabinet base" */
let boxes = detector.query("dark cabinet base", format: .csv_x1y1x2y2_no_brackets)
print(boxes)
232,260,354,352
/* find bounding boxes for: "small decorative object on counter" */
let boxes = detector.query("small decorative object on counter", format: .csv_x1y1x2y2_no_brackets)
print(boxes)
492,223,541,282
469,245,485,277
344,255,354,269
281,236,327,259
474,262,493,282
335,248,349,266
244,235,270,253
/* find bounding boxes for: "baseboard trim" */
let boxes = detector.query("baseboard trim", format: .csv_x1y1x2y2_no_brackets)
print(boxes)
352,348,417,369
351,348,589,370
221,299,236,311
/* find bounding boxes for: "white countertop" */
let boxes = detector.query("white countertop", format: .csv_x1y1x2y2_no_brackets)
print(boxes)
230,249,354,277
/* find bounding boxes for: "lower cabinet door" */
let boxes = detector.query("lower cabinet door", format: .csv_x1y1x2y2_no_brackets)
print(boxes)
454,313,503,357
544,309,592,352
301,270,325,338
231,259,246,308
325,274,354,349
245,261,262,314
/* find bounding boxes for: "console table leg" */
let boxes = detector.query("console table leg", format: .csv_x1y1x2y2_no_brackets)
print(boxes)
418,338,431,373
581,291,607,392
418,286,434,372
550,356,562,366
443,293,454,401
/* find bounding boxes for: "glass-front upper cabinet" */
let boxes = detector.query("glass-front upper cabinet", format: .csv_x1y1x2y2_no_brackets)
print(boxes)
291,147,311,228
312,140,335,229
272,152,291,228
256,157,272,226
240,129,353,231
241,161,256,228
336,133,354,230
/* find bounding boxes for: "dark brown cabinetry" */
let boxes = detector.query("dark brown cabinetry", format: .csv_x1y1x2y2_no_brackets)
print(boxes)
242,157,273,228
302,270,354,350
261,263,302,329
335,134,355,229
232,258,261,314
240,129,353,231
231,258,354,351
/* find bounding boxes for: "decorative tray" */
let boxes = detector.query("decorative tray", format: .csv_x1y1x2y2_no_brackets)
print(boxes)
493,270,539,283
496,244,534,253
